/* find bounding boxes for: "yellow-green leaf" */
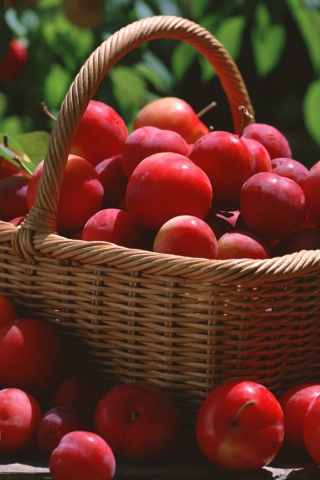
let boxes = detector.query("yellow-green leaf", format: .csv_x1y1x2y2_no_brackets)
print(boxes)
14,131,50,173
0,133,30,173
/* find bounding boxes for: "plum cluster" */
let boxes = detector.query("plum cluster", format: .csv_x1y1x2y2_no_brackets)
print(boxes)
1,97,320,261
0,293,180,479
1,290,320,477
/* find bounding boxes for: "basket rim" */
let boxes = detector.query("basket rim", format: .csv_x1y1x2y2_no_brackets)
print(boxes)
3,15,317,282
2,220,320,283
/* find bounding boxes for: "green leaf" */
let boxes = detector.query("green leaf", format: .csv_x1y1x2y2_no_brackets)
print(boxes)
215,15,246,60
37,0,61,9
136,50,173,92
286,0,320,74
251,3,286,77
134,0,181,17
153,0,181,16
188,0,212,19
0,93,8,120
44,63,72,109
196,13,220,82
0,116,26,137
19,9,41,33
134,64,167,93
4,7,27,37
134,0,155,19
171,11,236,83
171,43,197,82
303,79,320,144
0,144,23,170
14,131,50,173
111,66,146,108
0,133,30,173
199,15,246,83
110,66,159,130
41,12,95,71
0,133,24,156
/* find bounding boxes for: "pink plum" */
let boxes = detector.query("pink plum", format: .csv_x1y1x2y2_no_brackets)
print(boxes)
153,215,218,259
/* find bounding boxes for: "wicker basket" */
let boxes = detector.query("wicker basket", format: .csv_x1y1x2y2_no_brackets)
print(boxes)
1,15,320,437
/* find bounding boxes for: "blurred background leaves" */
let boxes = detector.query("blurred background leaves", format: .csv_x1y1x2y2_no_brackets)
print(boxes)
0,0,319,166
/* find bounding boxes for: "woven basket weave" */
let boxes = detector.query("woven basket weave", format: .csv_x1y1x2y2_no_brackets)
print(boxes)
1,15,320,436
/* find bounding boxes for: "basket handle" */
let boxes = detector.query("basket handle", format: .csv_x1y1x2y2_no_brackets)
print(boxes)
13,15,254,259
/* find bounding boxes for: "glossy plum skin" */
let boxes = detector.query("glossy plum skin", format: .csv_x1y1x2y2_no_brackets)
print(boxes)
240,172,306,241
121,126,189,178
271,157,309,187
0,317,67,395
36,406,87,457
0,175,29,221
126,152,212,231
153,215,218,259
95,155,128,208
93,382,180,462
217,230,270,259
242,123,292,160
132,96,209,144
242,137,272,174
82,208,143,249
196,380,284,472
0,293,18,328
70,100,128,166
278,383,320,456
303,395,320,464
49,431,116,480
51,375,105,426
273,227,320,256
188,130,255,211
204,211,234,239
26,155,104,235
0,387,41,455
0,157,30,180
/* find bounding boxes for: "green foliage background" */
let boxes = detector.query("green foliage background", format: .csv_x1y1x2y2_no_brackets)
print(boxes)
0,0,319,167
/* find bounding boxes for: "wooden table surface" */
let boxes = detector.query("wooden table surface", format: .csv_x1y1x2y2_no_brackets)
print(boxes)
1,449,320,480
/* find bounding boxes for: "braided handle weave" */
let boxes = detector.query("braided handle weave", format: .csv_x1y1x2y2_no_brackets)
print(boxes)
13,15,253,255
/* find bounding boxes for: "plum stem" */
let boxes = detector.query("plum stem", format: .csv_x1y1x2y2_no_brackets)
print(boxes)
41,101,57,122
231,400,255,425
197,101,217,118
238,105,254,137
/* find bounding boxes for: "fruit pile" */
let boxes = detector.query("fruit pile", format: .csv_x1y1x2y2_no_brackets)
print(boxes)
0,292,320,478
1,95,319,261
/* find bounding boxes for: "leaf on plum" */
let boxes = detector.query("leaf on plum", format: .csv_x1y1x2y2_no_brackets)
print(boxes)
0,133,30,173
